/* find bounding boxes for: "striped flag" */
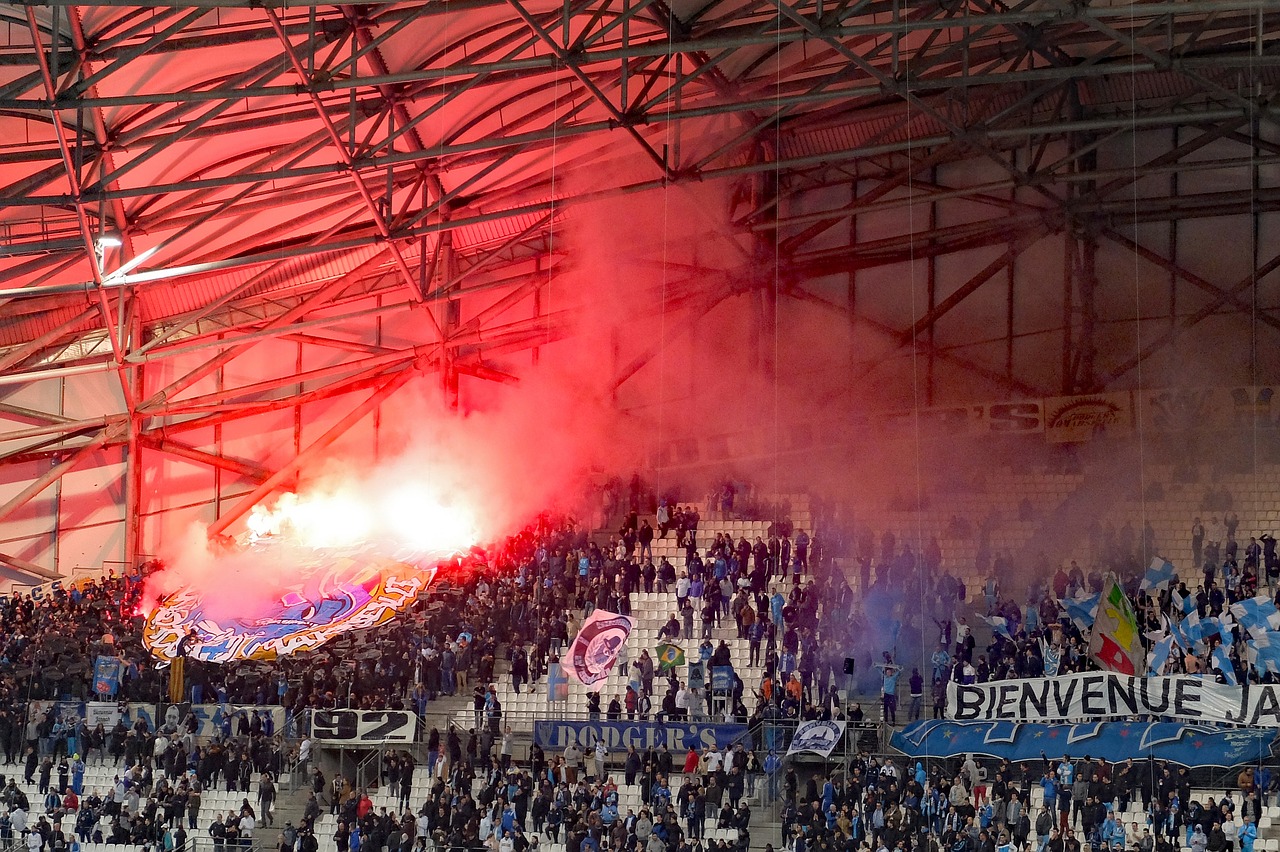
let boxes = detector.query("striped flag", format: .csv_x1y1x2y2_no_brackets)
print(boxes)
980,614,1012,639
1172,588,1196,616
1041,639,1061,677
1174,610,1204,652
1248,633,1280,675
1061,593,1100,633
1230,595,1280,633
1212,645,1238,685
1147,633,1174,676
1140,558,1176,593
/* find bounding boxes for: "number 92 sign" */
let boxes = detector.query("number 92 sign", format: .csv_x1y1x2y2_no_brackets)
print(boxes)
311,710,418,744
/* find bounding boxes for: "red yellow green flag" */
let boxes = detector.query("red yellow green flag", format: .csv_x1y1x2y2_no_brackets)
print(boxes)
1089,577,1142,675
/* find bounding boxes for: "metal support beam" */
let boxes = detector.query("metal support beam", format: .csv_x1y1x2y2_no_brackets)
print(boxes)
899,230,1044,345
139,436,272,483
0,424,123,526
0,551,61,582
204,362,421,537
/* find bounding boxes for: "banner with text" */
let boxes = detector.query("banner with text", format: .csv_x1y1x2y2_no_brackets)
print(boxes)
533,720,748,751
183,704,288,738
787,720,846,757
948,671,1280,725
30,700,156,734
311,709,417,744
1044,393,1134,443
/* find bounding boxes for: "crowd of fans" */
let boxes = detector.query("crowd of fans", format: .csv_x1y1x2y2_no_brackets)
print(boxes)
925,519,1280,695
773,752,1268,852
316,727,1273,852
4,477,1280,852
0,699,295,852
361,731,763,852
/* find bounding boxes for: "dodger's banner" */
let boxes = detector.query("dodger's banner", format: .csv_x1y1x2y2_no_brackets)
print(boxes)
948,670,1280,725
534,720,748,750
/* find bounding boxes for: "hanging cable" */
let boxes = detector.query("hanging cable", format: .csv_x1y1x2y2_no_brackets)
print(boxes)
899,0,929,694
657,1,674,514
772,0,782,531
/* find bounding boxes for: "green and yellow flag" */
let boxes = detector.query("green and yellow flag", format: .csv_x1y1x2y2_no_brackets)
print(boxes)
656,643,686,671
1089,577,1142,675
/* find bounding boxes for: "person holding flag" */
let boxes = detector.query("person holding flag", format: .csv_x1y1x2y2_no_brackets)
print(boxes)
875,655,902,726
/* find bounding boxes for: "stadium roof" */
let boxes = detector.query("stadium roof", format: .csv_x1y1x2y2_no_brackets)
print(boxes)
1,1,1279,577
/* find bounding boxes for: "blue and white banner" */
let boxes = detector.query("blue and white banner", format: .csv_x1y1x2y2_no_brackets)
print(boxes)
187,704,288,738
533,720,748,751
566,609,634,692
31,700,156,734
948,670,1280,725
893,719,1274,768
787,720,846,757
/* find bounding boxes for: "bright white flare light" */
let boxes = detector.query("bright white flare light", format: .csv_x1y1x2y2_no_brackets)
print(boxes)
386,485,480,555
244,484,478,557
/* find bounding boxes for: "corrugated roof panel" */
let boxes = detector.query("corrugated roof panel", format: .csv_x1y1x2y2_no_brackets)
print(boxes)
136,244,385,325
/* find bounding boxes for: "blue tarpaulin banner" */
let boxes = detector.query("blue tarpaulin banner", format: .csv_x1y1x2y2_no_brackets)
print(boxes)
533,720,748,751
892,719,1275,768
92,656,122,696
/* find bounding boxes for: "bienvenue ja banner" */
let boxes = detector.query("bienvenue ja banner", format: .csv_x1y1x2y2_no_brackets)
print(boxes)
948,671,1280,725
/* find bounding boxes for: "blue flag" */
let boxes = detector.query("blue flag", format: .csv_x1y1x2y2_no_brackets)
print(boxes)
1231,595,1280,633
1212,645,1237,685
93,655,122,696
1247,635,1280,675
1041,639,1061,677
980,614,1011,639
1171,589,1196,617
1061,594,1099,633
1173,611,1204,650
1147,634,1174,676
1217,616,1236,647
547,661,569,703
1140,558,1176,593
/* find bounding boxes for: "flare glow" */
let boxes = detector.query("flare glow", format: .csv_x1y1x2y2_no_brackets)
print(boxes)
142,481,480,663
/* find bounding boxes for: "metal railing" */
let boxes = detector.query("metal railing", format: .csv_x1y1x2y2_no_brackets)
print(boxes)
0,835,277,852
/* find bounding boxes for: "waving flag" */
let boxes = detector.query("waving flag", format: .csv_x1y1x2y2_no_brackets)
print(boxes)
1040,639,1061,677
1140,558,1176,593
1171,589,1196,617
980,614,1011,639
1089,578,1142,675
547,661,569,703
1061,593,1099,633
1247,634,1280,675
1212,645,1238,685
565,609,635,691
1147,634,1174,676
1216,614,1236,647
1173,610,1204,651
1230,595,1280,633
656,643,686,671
